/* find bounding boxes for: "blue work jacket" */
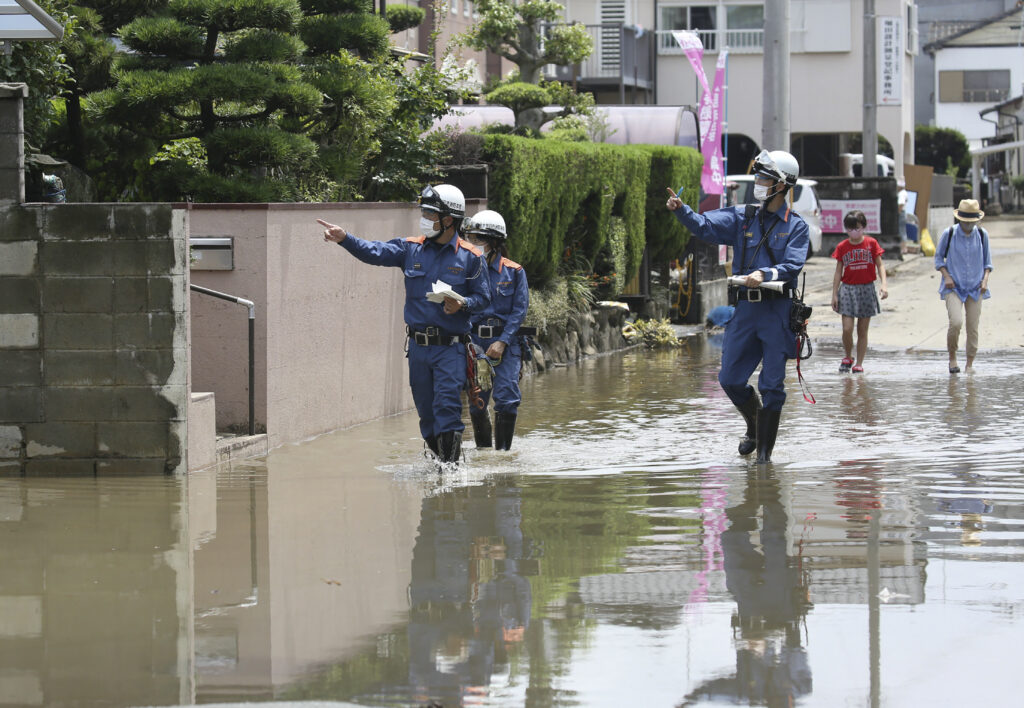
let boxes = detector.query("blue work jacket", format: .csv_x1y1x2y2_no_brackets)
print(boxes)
673,203,809,289
471,255,530,346
340,233,490,333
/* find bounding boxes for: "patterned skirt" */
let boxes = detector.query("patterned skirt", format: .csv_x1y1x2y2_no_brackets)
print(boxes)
837,282,880,318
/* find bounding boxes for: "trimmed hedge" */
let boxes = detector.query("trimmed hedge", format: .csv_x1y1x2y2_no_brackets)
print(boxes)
481,135,649,287
633,144,702,263
478,136,702,287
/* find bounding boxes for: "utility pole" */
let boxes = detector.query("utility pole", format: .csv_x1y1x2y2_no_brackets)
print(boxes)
762,0,790,151
863,0,878,177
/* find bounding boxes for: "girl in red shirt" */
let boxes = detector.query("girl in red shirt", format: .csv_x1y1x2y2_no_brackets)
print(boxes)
831,210,888,373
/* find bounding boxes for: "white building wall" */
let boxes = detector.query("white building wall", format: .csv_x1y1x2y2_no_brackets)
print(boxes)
565,0,916,174
933,46,1024,148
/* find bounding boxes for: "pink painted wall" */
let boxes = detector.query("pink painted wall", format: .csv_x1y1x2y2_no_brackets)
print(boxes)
189,201,485,449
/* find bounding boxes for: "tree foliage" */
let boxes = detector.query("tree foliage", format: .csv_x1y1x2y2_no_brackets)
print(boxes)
0,0,76,148
914,124,971,178
461,0,591,84
93,0,322,201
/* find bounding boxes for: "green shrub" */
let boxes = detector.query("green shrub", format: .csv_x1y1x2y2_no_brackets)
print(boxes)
482,135,649,287
386,5,424,32
589,215,626,299
485,82,549,115
632,144,702,262
522,276,595,335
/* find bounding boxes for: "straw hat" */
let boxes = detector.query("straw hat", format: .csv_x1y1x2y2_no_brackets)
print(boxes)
954,199,984,222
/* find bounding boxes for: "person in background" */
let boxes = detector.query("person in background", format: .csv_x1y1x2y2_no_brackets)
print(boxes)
317,184,490,463
896,177,908,243
934,199,992,374
462,210,530,451
830,210,888,373
666,149,809,463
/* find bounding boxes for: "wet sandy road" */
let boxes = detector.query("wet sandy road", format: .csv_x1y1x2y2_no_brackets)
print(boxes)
2,340,1022,707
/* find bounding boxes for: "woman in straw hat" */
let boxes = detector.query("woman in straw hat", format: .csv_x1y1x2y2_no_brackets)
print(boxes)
934,199,993,374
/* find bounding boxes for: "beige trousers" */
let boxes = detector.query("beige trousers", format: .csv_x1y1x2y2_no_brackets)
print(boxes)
945,293,983,358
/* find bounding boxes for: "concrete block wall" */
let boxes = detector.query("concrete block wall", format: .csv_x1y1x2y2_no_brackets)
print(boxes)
0,204,189,475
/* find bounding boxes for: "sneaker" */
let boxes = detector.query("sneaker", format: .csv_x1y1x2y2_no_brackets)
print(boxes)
839,357,853,372
852,365,864,374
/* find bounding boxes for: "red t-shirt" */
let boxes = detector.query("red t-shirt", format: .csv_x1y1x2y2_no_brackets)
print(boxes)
832,236,884,285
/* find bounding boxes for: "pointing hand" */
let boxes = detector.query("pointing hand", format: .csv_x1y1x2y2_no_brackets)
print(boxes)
665,187,683,211
317,218,347,243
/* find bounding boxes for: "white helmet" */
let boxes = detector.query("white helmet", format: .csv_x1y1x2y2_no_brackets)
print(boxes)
463,209,507,241
753,149,799,187
418,183,465,218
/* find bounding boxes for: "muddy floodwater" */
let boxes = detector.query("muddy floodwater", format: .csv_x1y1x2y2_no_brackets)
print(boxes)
3,339,1023,707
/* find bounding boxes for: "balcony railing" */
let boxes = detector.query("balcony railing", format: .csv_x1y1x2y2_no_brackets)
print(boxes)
655,28,764,55
960,88,1010,104
543,23,653,92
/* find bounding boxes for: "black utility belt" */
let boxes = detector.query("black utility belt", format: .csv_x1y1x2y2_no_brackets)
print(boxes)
472,324,538,338
407,326,471,346
729,286,792,304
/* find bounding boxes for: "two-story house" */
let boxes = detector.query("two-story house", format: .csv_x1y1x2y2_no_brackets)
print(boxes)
556,0,917,177
923,6,1024,150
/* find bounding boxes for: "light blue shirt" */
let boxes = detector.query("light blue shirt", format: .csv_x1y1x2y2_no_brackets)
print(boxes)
934,224,992,301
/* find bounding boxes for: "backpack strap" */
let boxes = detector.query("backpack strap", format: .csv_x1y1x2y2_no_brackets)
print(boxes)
942,225,954,261
942,224,988,261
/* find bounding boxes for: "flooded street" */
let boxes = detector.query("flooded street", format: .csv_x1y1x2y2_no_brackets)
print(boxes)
4,340,1024,707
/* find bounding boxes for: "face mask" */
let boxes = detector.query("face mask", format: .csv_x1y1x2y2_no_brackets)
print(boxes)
959,221,975,233
420,215,442,239
753,184,770,202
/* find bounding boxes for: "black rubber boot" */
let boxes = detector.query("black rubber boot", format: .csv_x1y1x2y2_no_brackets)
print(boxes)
424,435,439,459
437,430,463,464
470,410,492,448
493,412,517,451
735,394,761,456
756,408,782,463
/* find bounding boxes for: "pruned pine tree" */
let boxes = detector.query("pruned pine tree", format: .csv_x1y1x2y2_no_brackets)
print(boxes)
97,0,322,201
61,6,116,169
295,0,397,197
460,0,592,131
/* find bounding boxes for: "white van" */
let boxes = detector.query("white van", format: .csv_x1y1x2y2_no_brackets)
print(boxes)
725,175,823,258
840,153,896,177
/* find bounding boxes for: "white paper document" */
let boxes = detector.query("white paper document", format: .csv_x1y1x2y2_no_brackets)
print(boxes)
425,280,466,304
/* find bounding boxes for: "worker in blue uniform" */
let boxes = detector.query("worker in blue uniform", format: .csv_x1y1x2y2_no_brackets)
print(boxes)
318,184,490,464
666,150,809,462
462,210,530,450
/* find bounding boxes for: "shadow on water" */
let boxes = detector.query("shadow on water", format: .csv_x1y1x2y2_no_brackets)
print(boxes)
2,339,1024,706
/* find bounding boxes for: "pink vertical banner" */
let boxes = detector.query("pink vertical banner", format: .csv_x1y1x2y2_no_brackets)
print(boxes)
699,50,728,195
672,30,709,95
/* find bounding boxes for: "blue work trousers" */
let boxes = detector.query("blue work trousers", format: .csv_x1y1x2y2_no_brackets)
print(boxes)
408,341,466,439
472,337,522,414
718,298,796,411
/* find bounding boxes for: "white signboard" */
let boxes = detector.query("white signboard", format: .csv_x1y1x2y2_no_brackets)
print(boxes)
877,16,902,106
820,199,883,234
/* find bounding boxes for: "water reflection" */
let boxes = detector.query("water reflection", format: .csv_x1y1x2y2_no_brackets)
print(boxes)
406,482,533,705
684,470,812,706
3,345,1024,706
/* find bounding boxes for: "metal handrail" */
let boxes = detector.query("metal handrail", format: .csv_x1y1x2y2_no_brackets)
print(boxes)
189,284,256,436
